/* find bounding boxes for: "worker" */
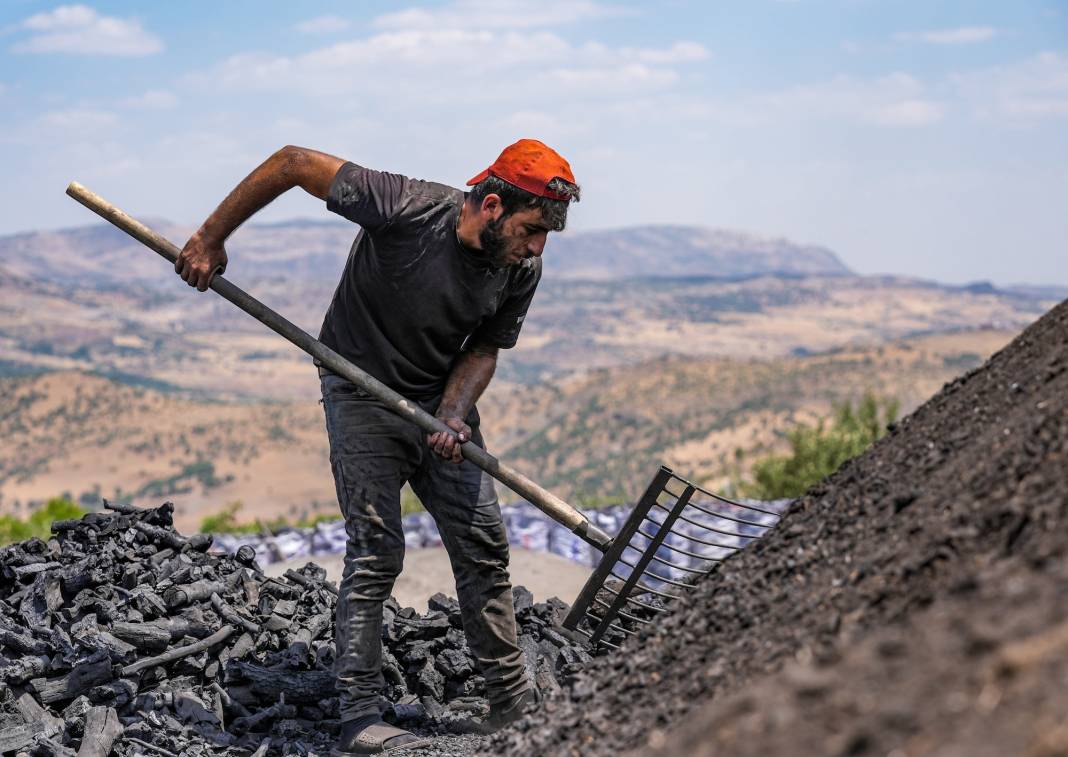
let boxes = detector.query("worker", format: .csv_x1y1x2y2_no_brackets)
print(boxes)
175,139,580,754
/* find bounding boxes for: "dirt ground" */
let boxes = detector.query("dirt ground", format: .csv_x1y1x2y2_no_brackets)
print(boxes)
489,298,1068,757
265,546,592,611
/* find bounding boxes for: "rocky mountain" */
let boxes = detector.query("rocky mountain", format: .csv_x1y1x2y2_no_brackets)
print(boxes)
544,225,851,280
0,219,340,287
0,220,851,287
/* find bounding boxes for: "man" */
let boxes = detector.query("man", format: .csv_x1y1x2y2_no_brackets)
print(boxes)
175,139,580,754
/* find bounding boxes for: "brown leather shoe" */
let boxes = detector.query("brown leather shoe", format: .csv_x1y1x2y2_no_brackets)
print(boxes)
470,689,539,735
330,717,433,755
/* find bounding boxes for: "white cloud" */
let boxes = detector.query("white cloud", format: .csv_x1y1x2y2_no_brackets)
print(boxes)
496,109,567,136
11,4,163,56
735,51,1066,129
22,4,96,30
895,26,997,45
627,41,708,64
372,0,626,31
864,99,944,127
121,89,178,109
185,28,706,103
295,15,350,35
39,107,118,131
953,51,1068,121
738,72,946,128
549,63,679,92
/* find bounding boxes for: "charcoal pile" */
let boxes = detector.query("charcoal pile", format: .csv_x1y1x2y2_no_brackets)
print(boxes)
0,500,593,756
491,298,1068,757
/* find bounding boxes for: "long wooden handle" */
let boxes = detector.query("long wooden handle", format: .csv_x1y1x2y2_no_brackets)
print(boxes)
65,181,613,551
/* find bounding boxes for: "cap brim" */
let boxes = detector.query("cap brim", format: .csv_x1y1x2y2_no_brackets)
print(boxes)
466,168,490,186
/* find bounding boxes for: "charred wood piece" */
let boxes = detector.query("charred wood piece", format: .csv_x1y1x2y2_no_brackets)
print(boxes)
210,593,259,635
75,706,123,757
122,626,234,676
283,568,339,596
230,695,296,735
162,572,242,610
225,662,336,704
29,659,114,705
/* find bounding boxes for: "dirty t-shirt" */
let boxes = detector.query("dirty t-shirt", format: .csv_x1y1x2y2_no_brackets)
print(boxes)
318,162,541,399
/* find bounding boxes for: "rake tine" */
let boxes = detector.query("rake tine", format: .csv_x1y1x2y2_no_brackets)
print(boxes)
643,517,750,551
636,527,737,558
599,583,671,614
592,596,653,625
684,484,785,517
649,504,760,541
616,557,699,590
623,546,712,575
678,498,780,528
608,570,681,601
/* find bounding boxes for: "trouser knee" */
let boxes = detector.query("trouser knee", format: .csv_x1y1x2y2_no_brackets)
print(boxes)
341,544,404,602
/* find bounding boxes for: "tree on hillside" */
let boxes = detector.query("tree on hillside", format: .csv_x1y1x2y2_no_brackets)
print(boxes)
741,394,899,499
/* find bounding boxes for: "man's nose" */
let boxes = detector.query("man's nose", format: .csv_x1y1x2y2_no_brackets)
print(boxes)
528,233,547,256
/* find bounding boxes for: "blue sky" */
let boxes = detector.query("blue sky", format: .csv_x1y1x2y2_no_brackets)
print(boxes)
1,1,1065,284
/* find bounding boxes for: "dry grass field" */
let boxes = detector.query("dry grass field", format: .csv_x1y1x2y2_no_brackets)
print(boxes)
0,329,1014,532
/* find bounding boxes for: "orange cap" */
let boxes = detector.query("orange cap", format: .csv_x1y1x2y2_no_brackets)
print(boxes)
467,139,576,201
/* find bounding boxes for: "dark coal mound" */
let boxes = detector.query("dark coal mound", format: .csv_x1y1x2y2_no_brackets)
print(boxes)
0,501,591,756
492,299,1068,757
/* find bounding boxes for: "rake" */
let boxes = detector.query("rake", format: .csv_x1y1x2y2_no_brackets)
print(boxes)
66,182,782,645
561,466,782,648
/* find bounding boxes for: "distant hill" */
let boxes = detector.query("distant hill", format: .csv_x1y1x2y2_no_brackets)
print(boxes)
0,219,337,287
0,220,850,287
0,216,1058,401
544,225,852,280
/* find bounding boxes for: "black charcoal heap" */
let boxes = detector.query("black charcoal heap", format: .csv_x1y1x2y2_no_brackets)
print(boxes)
0,501,593,756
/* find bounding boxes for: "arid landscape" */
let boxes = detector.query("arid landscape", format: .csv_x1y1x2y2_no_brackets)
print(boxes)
0,219,1061,531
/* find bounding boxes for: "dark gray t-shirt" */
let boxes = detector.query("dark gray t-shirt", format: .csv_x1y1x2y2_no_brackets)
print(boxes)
319,162,541,399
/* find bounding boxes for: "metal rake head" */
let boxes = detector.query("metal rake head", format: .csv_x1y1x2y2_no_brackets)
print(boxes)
563,466,784,649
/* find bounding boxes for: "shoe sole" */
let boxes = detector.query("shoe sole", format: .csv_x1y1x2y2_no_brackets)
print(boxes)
330,737,435,756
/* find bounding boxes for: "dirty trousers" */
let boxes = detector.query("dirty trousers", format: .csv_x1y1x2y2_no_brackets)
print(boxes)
320,371,529,722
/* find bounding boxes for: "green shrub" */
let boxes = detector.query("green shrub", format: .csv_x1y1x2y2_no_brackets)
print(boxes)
199,501,261,534
741,393,899,499
401,485,424,517
0,515,33,545
297,512,339,528
0,497,86,546
199,501,342,535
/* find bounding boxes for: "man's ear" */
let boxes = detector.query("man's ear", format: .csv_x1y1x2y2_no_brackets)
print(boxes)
480,193,504,221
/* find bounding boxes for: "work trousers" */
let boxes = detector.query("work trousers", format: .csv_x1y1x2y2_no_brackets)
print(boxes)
320,371,528,722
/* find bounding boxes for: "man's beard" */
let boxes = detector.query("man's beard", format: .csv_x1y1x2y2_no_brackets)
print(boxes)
479,216,519,267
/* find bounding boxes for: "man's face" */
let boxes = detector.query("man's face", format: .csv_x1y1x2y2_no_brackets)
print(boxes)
479,207,552,267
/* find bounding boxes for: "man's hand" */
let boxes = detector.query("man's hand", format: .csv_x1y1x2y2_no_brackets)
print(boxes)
171,146,344,293
175,231,227,292
428,417,471,464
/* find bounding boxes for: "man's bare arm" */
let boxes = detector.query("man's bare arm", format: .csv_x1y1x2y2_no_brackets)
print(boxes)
176,146,345,291
429,346,499,463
